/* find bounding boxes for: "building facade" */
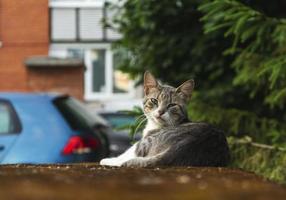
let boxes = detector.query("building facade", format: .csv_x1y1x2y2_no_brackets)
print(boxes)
0,0,49,92
0,0,142,110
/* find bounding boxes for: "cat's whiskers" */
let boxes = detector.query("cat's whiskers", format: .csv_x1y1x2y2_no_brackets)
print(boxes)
130,114,146,128
127,114,146,136
134,114,146,124
135,114,146,120
133,118,148,138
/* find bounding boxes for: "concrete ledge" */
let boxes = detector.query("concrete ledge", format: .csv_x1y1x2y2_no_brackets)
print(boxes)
0,164,285,200
25,56,84,68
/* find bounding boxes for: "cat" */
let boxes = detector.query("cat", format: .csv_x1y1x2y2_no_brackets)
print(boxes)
100,71,230,167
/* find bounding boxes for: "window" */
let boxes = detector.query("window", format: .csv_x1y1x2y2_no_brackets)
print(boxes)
51,8,77,41
100,113,136,129
84,46,135,100
79,8,103,40
49,44,135,101
53,96,108,131
90,49,106,92
0,101,22,134
50,5,121,42
49,1,132,101
113,52,130,93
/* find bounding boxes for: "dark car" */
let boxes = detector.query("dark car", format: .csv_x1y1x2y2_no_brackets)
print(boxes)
99,112,141,156
0,93,109,164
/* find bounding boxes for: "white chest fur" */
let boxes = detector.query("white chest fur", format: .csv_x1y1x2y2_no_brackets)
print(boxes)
100,119,160,167
143,120,160,138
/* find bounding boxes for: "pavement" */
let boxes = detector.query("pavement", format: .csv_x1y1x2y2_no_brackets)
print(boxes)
0,164,285,200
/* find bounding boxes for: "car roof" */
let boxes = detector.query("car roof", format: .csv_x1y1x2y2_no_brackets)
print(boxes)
0,92,65,101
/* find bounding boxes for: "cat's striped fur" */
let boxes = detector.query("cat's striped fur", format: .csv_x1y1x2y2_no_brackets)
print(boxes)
100,71,230,167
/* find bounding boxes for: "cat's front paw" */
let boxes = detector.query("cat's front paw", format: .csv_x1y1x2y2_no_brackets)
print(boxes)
121,158,148,168
99,158,121,167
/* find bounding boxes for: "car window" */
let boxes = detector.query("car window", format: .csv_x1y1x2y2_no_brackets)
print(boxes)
53,96,108,131
101,114,135,129
0,100,21,134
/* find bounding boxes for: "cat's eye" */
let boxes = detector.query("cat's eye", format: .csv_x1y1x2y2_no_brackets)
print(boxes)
150,98,158,105
167,103,177,109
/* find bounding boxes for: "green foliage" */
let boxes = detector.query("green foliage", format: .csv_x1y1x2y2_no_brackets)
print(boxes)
108,0,286,146
119,106,146,140
122,106,286,184
188,94,286,146
199,0,286,108
228,136,286,184
109,0,286,183
108,0,233,87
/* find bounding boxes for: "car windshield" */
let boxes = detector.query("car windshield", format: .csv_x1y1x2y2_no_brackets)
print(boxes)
53,96,108,131
100,113,136,129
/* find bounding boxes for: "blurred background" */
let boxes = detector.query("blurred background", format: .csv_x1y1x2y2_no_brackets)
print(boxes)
0,0,285,184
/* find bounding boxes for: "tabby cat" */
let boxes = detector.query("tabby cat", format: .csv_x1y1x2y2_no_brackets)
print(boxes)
100,71,230,167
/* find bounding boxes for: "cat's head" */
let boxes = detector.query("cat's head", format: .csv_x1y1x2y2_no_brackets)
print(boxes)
143,71,194,127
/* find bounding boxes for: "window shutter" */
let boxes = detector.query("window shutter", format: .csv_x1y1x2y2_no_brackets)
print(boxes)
79,8,103,40
51,8,76,41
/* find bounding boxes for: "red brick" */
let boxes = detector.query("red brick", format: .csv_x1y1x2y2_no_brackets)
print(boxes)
0,0,84,99
1,0,49,44
28,67,84,100
0,0,49,91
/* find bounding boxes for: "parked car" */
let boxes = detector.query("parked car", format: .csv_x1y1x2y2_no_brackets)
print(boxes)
0,93,109,164
99,112,141,156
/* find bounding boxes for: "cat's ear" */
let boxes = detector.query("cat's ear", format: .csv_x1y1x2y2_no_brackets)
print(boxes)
144,71,159,95
176,79,195,101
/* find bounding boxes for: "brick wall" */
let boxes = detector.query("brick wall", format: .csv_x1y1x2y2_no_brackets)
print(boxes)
27,67,84,100
0,0,84,99
0,0,49,91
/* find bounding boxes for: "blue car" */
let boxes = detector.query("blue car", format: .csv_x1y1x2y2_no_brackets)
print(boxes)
0,93,109,164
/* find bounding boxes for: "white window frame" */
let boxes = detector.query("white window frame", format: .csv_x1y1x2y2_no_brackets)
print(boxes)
50,43,136,101
49,1,122,42
84,44,135,101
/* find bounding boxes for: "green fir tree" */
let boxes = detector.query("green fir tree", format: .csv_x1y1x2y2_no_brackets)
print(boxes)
106,0,286,183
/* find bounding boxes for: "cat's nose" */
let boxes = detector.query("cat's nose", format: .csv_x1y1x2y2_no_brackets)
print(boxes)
155,109,165,118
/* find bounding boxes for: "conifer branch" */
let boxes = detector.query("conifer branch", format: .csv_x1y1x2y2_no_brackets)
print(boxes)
199,0,286,108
